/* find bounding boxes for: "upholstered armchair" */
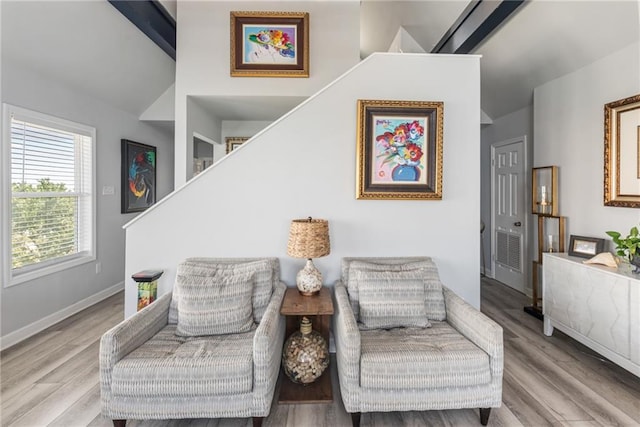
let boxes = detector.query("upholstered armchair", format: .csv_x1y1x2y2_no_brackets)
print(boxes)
100,258,286,427
333,257,503,426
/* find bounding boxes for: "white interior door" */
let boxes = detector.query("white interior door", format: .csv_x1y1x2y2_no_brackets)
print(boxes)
491,137,527,293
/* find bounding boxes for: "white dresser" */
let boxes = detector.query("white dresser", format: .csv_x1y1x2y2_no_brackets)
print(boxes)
542,253,640,377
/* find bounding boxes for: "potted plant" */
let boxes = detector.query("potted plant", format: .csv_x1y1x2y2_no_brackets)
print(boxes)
606,226,640,272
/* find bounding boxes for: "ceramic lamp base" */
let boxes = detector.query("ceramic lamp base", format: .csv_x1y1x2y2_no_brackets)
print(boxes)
296,259,323,296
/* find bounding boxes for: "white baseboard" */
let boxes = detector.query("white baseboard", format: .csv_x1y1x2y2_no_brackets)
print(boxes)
0,281,124,351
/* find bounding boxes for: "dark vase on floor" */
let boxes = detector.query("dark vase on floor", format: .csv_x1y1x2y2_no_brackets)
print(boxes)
630,255,640,273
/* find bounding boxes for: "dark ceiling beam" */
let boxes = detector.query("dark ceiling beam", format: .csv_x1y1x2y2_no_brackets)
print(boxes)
109,0,176,61
432,0,526,54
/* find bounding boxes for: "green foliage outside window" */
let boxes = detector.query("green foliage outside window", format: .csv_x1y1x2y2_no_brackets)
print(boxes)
11,178,77,269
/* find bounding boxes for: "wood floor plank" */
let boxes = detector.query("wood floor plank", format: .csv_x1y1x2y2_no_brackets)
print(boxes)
0,330,64,365
507,338,638,426
551,421,603,427
409,410,449,427
502,369,556,426
8,362,100,426
555,358,640,421
362,410,404,427
504,339,596,422
37,340,100,384
489,404,526,427
86,414,106,426
482,303,577,364
1,343,84,400
1,382,62,425
48,383,103,427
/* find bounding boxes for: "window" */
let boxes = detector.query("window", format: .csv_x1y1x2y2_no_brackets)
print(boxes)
2,104,95,286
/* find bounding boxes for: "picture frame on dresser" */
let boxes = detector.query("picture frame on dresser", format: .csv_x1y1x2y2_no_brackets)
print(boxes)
568,235,605,258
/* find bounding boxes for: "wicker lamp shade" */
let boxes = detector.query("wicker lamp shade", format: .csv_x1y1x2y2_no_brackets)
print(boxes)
287,218,330,259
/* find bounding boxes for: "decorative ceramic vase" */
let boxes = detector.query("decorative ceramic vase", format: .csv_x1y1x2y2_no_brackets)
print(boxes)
392,164,420,181
282,317,329,384
296,259,323,295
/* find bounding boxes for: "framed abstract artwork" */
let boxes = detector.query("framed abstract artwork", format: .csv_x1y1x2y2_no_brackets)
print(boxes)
121,139,156,214
356,99,444,200
604,93,640,207
230,11,309,78
226,136,250,154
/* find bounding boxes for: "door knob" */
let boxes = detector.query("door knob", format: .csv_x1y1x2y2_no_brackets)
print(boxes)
514,222,522,227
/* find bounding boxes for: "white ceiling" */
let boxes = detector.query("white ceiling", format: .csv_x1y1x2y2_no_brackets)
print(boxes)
474,0,640,119
1,0,176,117
192,96,309,121
2,1,638,124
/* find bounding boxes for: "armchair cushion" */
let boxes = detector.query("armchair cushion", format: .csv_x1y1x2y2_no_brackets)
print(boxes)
169,258,278,324
175,263,255,336
359,322,491,390
344,258,446,322
111,324,256,398
357,269,430,329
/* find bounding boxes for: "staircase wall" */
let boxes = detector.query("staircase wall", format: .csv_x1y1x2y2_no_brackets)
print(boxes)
124,52,481,317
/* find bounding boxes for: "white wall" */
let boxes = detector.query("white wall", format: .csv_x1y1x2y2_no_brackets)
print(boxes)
174,1,361,186
534,42,640,252
186,97,222,175
480,105,533,280
0,60,174,343
125,53,481,317
140,83,175,122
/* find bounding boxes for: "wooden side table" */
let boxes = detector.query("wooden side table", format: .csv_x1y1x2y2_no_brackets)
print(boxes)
278,286,334,404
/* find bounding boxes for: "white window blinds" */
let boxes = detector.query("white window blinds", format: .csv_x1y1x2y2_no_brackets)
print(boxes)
4,104,95,283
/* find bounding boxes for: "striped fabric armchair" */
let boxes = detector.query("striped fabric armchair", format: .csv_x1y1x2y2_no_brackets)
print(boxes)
100,258,286,427
333,257,503,426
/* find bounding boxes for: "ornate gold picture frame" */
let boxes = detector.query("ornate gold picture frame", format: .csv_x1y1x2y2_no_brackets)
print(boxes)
356,99,444,200
226,137,249,154
604,94,640,207
230,11,309,78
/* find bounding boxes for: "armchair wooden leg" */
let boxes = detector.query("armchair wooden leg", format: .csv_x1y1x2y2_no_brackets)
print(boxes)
480,408,491,425
350,412,361,427
113,421,126,427
252,416,264,427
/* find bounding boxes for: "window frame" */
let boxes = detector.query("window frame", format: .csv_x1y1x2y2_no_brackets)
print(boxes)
1,103,96,287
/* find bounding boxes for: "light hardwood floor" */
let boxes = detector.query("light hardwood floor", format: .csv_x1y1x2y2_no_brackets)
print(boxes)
2,278,639,427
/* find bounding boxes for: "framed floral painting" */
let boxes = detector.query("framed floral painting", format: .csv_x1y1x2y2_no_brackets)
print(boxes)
356,99,444,200
230,11,309,78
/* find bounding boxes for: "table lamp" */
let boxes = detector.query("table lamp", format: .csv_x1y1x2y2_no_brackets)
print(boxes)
287,217,330,295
